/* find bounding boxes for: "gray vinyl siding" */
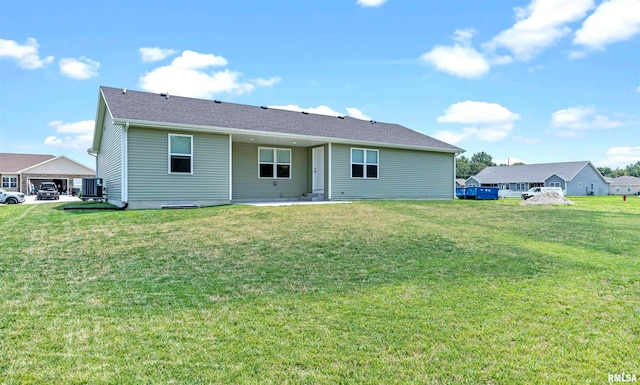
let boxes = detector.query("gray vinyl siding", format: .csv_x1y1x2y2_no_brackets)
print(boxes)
97,118,122,203
232,142,308,200
566,165,608,196
545,175,565,189
330,144,454,200
127,127,230,205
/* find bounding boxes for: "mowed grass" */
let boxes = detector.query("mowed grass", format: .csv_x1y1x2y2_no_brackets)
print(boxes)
1,197,639,384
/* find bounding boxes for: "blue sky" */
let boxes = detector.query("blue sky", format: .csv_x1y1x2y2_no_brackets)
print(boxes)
1,0,639,169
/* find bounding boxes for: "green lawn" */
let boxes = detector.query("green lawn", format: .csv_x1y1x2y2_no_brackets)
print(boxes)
1,197,639,384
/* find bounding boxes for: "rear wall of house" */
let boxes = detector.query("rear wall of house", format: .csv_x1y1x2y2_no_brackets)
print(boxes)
330,144,455,200
127,127,230,208
232,142,308,200
567,165,608,196
97,118,123,204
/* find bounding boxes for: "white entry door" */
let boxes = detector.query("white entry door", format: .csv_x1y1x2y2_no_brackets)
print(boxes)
313,147,324,192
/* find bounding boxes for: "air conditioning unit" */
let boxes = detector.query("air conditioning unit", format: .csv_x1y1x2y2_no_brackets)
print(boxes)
81,178,103,200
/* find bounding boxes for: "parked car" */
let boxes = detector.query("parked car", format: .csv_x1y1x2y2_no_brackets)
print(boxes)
521,186,564,200
37,182,60,200
0,188,25,204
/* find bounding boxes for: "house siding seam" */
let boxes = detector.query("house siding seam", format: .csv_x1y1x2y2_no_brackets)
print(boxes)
97,118,123,204
127,127,230,206
232,142,308,200
330,144,454,200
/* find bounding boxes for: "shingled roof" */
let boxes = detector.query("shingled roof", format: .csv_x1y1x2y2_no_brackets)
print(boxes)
0,153,56,173
471,161,595,184
98,86,462,153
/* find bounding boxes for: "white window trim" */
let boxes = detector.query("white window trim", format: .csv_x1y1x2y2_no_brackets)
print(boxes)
350,148,379,179
168,133,193,174
258,147,292,179
2,176,18,189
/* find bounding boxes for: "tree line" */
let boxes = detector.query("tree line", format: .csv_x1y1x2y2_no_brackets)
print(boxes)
456,152,640,179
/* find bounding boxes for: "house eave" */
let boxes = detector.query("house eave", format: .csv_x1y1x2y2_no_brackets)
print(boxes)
112,118,462,154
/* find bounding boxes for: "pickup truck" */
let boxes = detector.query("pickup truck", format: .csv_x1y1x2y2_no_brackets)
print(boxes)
0,188,25,204
37,182,60,200
521,187,564,200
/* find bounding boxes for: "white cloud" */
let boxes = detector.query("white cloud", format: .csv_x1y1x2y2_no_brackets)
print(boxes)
252,77,282,87
345,107,371,121
550,106,626,137
59,57,100,79
269,104,371,120
0,37,54,69
139,50,278,99
357,0,387,7
485,0,595,61
45,120,95,149
435,101,521,143
602,146,640,167
637,85,640,92
568,50,588,59
171,50,227,69
574,0,640,50
139,47,177,62
420,29,490,78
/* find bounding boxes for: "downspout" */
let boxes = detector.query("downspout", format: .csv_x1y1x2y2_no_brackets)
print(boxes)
327,142,332,200
453,155,457,199
229,134,233,201
122,122,129,204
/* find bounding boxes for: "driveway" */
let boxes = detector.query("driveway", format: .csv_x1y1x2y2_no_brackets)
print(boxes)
23,195,82,205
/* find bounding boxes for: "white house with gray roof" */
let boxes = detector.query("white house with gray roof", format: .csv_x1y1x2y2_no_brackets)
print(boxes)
608,176,640,196
466,161,609,197
90,86,463,209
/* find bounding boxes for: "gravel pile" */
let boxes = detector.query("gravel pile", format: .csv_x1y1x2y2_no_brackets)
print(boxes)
520,191,575,205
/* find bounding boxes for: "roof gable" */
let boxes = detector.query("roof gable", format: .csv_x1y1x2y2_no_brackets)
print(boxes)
0,153,56,173
21,155,95,175
97,86,463,153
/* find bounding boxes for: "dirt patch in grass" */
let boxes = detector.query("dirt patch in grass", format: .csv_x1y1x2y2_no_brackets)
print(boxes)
520,191,575,206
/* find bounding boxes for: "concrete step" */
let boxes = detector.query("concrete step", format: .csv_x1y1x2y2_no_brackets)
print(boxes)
300,192,324,201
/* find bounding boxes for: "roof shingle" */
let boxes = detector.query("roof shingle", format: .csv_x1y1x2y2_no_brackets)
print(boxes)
0,153,56,173
100,86,462,153
471,161,592,183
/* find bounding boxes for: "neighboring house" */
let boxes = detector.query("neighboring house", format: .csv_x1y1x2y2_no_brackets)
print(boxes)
466,161,609,196
455,178,466,188
0,153,96,194
90,86,463,209
609,176,640,196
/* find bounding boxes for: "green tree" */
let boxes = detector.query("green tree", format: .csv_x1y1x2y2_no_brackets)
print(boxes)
598,167,613,177
470,151,496,175
456,155,472,179
626,161,640,177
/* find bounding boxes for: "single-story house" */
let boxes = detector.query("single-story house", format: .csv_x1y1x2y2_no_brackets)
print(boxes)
466,161,609,196
0,153,96,195
608,176,640,196
90,86,463,209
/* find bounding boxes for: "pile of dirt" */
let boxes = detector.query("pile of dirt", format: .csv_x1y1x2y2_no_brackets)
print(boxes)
520,191,575,206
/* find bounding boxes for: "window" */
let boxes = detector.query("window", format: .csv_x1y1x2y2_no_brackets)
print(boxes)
259,147,291,178
2,176,17,189
549,182,560,187
578,182,582,189
516,183,526,191
351,148,378,178
169,134,193,174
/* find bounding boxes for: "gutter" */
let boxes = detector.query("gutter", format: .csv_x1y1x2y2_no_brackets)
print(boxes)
112,119,463,155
